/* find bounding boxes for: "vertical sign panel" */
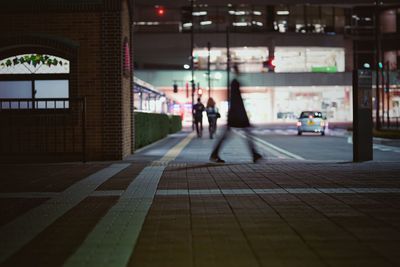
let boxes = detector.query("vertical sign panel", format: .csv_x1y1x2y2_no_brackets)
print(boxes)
353,69,373,162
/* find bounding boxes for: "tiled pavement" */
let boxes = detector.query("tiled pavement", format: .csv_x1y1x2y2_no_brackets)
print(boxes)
1,129,400,267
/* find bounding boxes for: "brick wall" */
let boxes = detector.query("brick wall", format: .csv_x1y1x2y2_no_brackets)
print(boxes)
121,0,134,156
0,0,133,161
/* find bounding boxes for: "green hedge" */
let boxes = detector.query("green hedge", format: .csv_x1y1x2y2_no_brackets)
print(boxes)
134,112,182,149
169,114,182,134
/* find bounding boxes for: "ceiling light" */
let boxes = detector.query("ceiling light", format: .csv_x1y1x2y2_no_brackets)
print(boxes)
192,11,207,16
276,11,289,15
200,20,212,25
233,22,249,27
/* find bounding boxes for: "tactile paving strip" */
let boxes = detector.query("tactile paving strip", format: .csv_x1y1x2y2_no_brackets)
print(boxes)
64,132,196,267
0,163,130,263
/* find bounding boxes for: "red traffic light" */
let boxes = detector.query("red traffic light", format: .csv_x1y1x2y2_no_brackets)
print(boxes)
269,57,275,68
156,6,165,16
263,57,275,72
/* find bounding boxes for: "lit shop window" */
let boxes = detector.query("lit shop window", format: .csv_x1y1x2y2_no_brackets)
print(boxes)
274,47,345,73
274,6,289,32
193,47,269,72
229,5,265,30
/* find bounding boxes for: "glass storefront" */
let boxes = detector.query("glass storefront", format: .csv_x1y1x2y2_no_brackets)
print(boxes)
193,47,269,72
159,84,353,125
193,46,344,73
273,86,351,122
274,47,345,73
240,86,352,123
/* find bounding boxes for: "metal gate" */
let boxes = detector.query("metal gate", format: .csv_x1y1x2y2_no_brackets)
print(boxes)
0,98,86,162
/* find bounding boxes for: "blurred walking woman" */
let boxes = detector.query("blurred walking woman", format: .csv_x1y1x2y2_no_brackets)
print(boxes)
209,64,262,163
206,97,220,139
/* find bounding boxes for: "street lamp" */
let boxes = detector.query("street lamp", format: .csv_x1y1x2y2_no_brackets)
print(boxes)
207,42,211,98
190,0,195,130
226,25,231,107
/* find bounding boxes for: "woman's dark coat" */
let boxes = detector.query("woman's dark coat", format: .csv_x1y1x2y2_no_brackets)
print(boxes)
227,79,250,128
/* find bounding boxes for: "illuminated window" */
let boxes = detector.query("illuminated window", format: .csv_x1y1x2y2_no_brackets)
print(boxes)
274,47,345,73
0,54,69,74
0,54,70,109
193,47,269,72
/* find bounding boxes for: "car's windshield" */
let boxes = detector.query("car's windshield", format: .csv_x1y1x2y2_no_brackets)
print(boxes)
300,111,323,119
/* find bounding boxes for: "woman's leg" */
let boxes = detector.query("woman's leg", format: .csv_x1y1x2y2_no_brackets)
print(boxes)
209,117,217,138
208,117,213,138
210,126,230,162
243,127,262,162
212,118,217,134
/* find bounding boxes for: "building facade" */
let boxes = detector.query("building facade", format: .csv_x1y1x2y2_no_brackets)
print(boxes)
132,0,400,125
0,0,134,161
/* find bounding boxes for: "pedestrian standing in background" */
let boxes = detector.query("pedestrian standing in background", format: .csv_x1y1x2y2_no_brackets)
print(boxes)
209,65,262,163
206,97,220,139
193,97,205,137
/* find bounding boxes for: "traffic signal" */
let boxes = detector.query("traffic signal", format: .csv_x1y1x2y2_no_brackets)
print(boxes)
155,6,165,16
173,83,178,93
263,57,275,72
197,82,202,96
191,81,196,93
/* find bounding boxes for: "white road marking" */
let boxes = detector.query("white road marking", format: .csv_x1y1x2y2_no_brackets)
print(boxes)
347,135,400,153
373,144,400,153
238,131,305,160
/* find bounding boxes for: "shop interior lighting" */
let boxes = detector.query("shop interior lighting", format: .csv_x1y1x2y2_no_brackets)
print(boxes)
229,10,246,15
200,20,212,25
233,22,250,27
135,21,160,25
214,72,222,79
252,21,263,26
192,11,207,16
276,10,289,15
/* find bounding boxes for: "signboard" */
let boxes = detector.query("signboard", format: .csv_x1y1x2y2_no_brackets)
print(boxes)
353,69,373,162
357,69,372,109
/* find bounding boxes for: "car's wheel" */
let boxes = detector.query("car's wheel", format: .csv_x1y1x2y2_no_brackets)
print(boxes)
297,131,302,136
321,131,325,136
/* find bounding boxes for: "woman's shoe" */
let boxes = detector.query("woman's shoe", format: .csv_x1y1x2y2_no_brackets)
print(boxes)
209,155,225,163
253,152,262,163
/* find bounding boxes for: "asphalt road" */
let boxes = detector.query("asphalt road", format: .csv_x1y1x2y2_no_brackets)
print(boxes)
252,129,400,162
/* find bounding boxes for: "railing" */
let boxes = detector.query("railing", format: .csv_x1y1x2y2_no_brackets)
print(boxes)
380,116,400,130
0,98,86,162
